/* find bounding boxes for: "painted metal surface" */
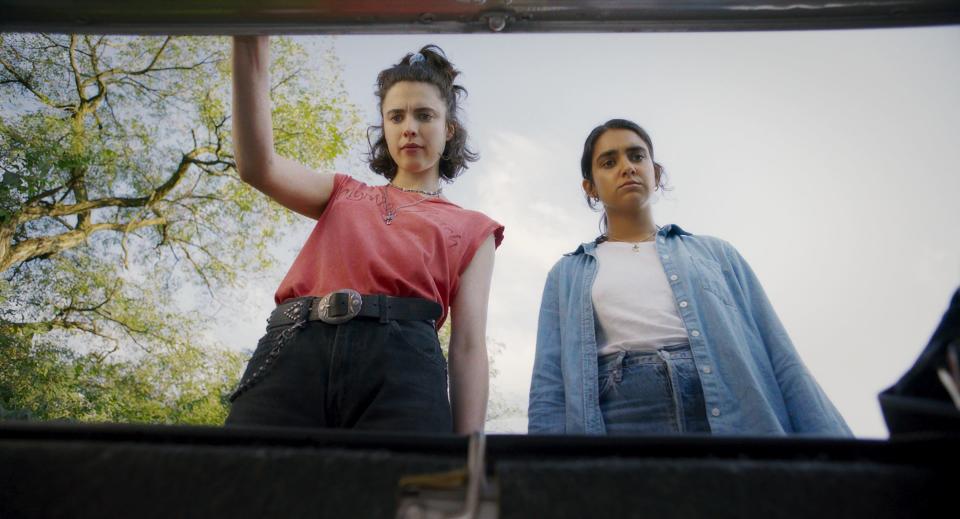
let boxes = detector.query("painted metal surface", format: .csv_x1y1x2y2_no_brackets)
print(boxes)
2,0,959,34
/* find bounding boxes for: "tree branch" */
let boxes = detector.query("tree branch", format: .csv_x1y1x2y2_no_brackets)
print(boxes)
68,35,85,104
2,218,165,272
0,54,62,109
149,150,203,204
15,147,211,224
21,194,150,220
2,317,107,341
57,281,120,316
174,240,216,299
25,184,67,207
127,36,171,76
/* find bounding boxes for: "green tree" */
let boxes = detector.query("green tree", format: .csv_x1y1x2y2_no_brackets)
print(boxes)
0,34,360,423
0,330,245,424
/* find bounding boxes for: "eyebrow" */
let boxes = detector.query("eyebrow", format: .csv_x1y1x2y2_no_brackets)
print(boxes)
385,106,438,115
596,145,648,163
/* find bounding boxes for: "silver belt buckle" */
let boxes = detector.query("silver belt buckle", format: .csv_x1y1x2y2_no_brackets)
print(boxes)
316,289,363,325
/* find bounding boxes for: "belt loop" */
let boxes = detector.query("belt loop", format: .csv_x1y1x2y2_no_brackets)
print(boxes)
378,294,389,323
614,351,626,384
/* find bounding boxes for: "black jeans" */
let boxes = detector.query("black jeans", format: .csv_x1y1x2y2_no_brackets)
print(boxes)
225,316,452,433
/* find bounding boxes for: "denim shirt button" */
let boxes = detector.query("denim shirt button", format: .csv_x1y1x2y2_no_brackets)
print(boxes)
711,408,721,417
661,255,669,260
702,366,712,374
691,330,701,337
669,274,678,281
679,301,688,308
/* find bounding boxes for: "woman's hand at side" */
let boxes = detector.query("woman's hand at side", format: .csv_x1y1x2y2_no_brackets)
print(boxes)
232,36,336,220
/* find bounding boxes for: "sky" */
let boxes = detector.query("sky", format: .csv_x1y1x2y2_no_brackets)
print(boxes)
214,26,960,437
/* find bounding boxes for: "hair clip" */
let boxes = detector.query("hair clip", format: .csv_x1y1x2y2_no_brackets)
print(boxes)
409,52,426,65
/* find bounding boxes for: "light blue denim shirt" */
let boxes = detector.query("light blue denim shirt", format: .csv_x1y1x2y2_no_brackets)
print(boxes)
528,224,853,437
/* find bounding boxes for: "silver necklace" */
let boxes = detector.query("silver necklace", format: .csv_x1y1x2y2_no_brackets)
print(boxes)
381,185,438,225
606,228,659,252
388,182,443,196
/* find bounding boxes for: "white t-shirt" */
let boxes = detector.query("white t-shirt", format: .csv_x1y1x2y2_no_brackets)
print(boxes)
592,241,689,355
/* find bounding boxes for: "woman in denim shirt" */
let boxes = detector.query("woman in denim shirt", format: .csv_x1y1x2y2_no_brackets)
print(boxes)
528,119,851,436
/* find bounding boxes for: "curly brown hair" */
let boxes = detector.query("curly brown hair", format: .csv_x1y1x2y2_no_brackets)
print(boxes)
366,45,478,182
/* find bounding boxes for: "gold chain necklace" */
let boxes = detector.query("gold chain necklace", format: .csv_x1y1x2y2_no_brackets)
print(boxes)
605,228,658,252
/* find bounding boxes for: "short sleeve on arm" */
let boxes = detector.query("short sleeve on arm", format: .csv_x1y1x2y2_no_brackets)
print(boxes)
330,173,351,199
458,215,505,277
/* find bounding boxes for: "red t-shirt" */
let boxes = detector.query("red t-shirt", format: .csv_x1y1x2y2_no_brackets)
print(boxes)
274,174,505,328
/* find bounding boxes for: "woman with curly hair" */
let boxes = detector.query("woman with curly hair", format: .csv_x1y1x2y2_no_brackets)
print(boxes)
227,37,503,434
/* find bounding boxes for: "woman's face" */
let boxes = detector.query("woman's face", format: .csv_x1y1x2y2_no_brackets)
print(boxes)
583,128,658,213
382,81,453,179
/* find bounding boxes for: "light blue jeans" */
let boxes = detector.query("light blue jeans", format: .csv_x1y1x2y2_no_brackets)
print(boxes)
598,343,711,435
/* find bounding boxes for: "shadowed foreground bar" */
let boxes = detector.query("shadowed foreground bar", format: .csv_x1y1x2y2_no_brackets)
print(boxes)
0,421,954,518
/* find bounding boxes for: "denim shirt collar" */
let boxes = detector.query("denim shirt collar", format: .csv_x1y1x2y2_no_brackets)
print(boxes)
565,223,692,257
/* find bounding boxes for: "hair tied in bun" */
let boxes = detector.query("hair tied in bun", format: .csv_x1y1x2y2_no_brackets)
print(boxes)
409,52,426,65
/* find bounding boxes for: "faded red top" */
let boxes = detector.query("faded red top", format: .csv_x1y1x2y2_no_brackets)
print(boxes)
274,174,504,329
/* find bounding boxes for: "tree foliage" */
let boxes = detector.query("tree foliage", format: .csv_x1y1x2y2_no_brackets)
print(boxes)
0,330,244,424
0,34,360,423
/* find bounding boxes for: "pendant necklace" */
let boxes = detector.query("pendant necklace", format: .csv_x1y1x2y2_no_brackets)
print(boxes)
381,183,442,225
607,227,659,252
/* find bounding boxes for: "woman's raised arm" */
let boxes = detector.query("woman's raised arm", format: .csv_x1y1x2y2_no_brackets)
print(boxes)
232,36,336,220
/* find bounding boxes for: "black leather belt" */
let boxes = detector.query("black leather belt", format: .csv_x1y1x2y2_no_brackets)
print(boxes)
269,290,442,328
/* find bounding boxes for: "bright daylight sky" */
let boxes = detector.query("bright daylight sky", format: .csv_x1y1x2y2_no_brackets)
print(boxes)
214,26,960,437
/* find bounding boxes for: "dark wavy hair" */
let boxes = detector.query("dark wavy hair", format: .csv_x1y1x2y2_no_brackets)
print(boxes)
580,119,669,240
366,45,477,182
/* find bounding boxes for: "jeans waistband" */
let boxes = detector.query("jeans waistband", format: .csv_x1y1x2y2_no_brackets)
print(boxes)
598,343,692,372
